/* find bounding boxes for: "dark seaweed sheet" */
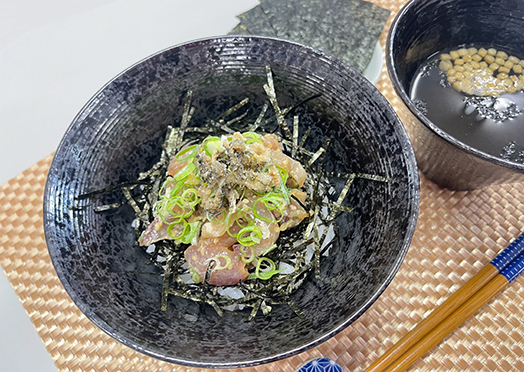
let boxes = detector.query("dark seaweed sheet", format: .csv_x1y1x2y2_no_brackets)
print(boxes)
236,5,278,36
229,0,390,73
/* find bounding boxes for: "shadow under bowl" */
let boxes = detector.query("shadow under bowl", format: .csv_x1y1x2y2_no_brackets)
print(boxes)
43,35,419,368
387,0,524,190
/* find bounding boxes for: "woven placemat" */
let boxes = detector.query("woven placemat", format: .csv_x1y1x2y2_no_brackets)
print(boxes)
2,1,524,371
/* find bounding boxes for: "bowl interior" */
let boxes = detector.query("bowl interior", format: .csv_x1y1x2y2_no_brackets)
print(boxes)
44,36,419,368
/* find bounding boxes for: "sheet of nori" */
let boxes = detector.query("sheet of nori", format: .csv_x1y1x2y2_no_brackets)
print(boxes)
233,5,278,36
322,0,390,72
259,0,327,43
229,22,251,35
232,0,390,73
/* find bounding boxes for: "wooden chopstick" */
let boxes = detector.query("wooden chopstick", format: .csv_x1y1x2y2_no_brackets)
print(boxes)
382,274,510,372
363,265,497,372
363,233,524,372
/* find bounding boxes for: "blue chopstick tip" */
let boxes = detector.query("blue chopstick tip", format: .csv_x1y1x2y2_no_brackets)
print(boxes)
490,233,524,273
501,253,524,283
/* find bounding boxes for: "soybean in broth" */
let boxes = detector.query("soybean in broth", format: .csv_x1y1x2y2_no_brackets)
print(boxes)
410,45,524,163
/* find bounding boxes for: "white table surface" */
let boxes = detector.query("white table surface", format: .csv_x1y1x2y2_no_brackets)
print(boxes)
0,1,384,370
0,1,258,370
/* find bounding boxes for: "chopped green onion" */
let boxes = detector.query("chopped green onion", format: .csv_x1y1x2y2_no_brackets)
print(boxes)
202,136,222,156
261,162,274,173
210,254,232,270
157,183,199,222
240,245,256,263
235,207,253,228
167,180,186,198
174,162,197,181
180,188,200,207
158,178,174,197
254,257,282,280
237,225,262,246
165,199,193,219
175,144,199,162
253,193,285,223
264,193,286,207
157,206,183,224
167,219,188,240
275,165,290,203
262,243,277,256
181,221,202,244
157,200,177,222
243,131,263,144
225,212,237,238
158,178,185,200
167,219,201,244
242,131,261,139
189,267,201,284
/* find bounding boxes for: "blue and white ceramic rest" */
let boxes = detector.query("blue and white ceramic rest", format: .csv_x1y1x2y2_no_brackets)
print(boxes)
297,358,343,372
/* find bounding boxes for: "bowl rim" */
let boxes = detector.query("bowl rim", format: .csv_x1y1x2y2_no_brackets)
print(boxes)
386,0,524,173
43,34,420,368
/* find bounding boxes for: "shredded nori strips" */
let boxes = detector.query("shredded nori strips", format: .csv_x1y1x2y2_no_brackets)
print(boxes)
75,67,388,319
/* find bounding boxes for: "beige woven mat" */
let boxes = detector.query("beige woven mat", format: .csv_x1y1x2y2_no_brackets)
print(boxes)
2,1,524,371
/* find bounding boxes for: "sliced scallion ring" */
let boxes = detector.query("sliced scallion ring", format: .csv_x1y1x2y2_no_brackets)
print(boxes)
168,199,194,219
275,165,290,203
254,257,282,280
180,187,200,207
158,177,178,198
235,207,253,228
189,268,201,284
210,254,232,270
240,245,256,263
167,219,188,240
181,221,202,244
243,131,263,144
167,180,186,198
262,243,277,256
202,136,222,156
253,194,285,223
237,225,262,246
157,203,183,223
175,144,199,162
174,162,196,181
225,212,238,238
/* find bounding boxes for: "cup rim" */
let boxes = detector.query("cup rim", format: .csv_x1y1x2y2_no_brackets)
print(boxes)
386,0,524,173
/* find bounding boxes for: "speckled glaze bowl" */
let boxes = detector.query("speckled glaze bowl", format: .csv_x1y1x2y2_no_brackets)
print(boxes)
43,36,419,368
387,0,524,190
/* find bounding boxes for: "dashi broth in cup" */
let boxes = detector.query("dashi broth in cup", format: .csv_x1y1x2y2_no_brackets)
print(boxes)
43,36,419,368
387,0,524,190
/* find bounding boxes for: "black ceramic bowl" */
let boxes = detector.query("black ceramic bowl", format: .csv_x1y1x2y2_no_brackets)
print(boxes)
43,36,419,368
387,0,524,190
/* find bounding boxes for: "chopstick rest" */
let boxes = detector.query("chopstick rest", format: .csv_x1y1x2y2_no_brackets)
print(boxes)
296,358,343,372
364,233,524,372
